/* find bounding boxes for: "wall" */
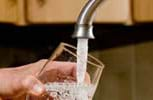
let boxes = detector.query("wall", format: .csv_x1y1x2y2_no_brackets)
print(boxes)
91,41,153,100
89,24,153,100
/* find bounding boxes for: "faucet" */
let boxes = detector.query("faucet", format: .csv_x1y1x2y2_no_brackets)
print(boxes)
72,0,105,39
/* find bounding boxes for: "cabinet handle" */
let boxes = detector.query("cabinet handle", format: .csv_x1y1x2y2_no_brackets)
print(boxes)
37,0,46,7
8,0,17,6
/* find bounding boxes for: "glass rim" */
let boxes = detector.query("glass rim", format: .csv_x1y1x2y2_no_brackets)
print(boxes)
59,42,105,70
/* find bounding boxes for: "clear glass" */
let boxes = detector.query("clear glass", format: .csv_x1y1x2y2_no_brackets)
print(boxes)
26,42,104,100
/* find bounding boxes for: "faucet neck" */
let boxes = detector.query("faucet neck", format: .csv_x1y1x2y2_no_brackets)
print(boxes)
72,0,105,39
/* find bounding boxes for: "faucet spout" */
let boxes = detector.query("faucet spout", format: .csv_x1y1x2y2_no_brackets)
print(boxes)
72,0,105,39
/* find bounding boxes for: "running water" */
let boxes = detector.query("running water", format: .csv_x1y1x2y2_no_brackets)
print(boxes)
77,39,88,83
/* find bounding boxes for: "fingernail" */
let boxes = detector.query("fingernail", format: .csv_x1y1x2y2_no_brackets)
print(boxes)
32,84,44,94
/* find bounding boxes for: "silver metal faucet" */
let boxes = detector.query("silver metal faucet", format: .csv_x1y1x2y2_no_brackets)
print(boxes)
72,0,105,39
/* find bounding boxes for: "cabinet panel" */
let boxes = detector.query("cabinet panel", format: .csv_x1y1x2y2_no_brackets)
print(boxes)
27,0,87,23
134,0,153,22
95,0,131,23
0,0,18,23
27,0,131,24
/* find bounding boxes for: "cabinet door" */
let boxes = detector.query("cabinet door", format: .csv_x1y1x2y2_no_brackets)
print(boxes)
27,0,87,23
0,0,25,25
0,0,18,23
134,0,153,22
95,0,131,23
27,0,131,24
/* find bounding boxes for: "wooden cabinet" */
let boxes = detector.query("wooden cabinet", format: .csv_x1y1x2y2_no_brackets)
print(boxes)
134,0,153,22
27,0,87,23
0,0,25,25
0,0,18,23
95,0,131,23
27,0,131,24
0,0,153,25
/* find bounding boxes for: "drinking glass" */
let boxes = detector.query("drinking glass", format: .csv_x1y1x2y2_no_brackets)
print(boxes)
26,42,104,100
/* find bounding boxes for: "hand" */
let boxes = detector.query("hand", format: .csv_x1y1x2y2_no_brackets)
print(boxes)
0,59,90,100
38,60,90,84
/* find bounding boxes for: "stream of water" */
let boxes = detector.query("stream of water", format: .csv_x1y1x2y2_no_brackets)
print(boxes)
77,39,88,84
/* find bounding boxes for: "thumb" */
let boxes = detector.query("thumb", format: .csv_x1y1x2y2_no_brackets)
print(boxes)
21,75,45,96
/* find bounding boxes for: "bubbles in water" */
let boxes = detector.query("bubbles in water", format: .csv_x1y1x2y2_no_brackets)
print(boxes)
45,82,93,100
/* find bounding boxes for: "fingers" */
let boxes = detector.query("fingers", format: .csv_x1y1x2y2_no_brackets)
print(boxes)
45,61,76,76
21,75,45,96
51,61,91,84
72,67,91,84
84,73,91,84
37,60,91,84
